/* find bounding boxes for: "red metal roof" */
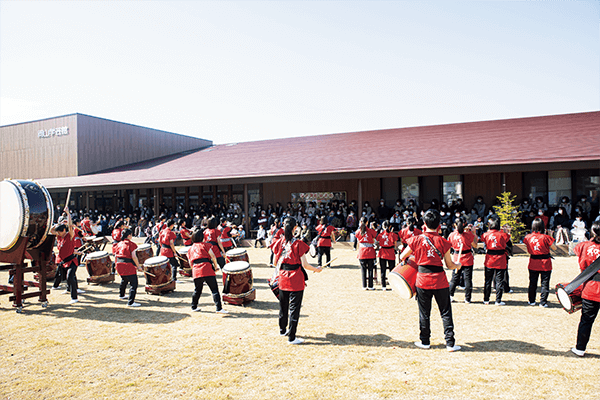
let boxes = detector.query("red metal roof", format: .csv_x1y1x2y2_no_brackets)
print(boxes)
38,111,600,189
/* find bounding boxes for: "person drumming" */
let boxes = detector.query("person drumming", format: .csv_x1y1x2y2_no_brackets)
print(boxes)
399,216,422,252
50,207,84,304
114,228,142,307
204,216,226,270
159,219,180,282
218,217,235,253
180,219,192,247
481,216,512,305
571,222,600,357
448,217,478,303
272,217,322,344
188,228,227,313
315,216,337,268
355,216,377,290
377,221,398,291
523,218,557,307
399,209,462,352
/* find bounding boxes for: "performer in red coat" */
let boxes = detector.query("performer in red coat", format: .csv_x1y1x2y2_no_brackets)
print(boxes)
179,220,192,247
159,219,180,281
399,209,462,352
315,216,337,267
218,218,235,252
114,229,142,307
272,217,322,344
481,217,512,305
355,216,378,290
50,207,84,304
398,217,423,249
188,228,226,313
572,222,600,357
204,216,226,269
523,218,557,307
376,221,398,291
447,217,478,303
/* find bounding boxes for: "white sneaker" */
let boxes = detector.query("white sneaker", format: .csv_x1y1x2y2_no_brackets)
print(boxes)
52,286,62,290
571,347,585,357
367,287,375,291
119,296,128,300
61,290,69,295
382,287,387,291
464,300,471,304
363,287,368,290
414,341,430,349
191,307,201,312
216,309,229,314
495,302,506,306
528,302,536,306
288,338,305,345
77,289,85,294
539,303,548,308
68,299,79,305
508,290,514,294
127,302,141,307
447,345,462,352
483,301,490,305
450,296,455,302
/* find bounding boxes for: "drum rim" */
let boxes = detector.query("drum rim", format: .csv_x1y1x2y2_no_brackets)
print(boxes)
0,180,28,251
179,246,192,254
223,261,251,273
144,255,169,266
136,243,152,250
388,271,414,299
85,250,109,261
226,248,246,255
556,286,573,310
32,180,54,249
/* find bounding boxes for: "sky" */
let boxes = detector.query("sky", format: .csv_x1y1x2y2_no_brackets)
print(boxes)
1,1,599,144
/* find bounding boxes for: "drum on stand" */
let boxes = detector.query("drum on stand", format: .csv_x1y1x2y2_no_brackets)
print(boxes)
179,246,192,277
0,179,54,251
34,253,58,281
225,248,249,264
556,282,583,314
388,258,418,299
222,261,255,305
134,243,154,266
143,255,175,295
84,250,114,284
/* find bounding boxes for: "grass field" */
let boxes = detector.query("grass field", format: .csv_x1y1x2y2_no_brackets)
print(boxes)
1,244,599,399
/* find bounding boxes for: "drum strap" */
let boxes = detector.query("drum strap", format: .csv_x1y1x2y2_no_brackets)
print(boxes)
418,265,444,273
59,254,77,267
208,241,218,246
192,258,211,264
486,249,506,255
530,254,550,260
453,249,473,254
381,246,395,249
592,272,600,282
116,257,134,263
564,256,600,293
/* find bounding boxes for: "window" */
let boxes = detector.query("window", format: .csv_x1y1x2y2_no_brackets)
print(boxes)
575,169,600,207
548,171,571,206
443,175,463,204
523,172,548,201
401,177,419,205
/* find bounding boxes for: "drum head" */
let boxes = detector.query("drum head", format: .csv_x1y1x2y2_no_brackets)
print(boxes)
388,272,414,299
87,251,108,260
556,287,573,310
223,261,250,273
145,255,168,266
137,243,151,251
226,248,246,257
179,246,191,255
0,180,25,250
309,244,317,258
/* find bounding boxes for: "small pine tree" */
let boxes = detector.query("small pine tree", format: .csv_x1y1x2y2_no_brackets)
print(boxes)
495,191,527,242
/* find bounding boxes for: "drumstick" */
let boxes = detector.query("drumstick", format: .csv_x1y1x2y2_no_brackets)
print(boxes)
320,257,338,269
454,242,463,264
175,254,188,263
143,270,156,277
64,189,72,210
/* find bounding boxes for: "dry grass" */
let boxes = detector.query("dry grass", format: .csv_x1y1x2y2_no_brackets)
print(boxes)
1,244,599,399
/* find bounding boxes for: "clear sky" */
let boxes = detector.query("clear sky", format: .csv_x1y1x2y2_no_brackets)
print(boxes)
1,1,598,144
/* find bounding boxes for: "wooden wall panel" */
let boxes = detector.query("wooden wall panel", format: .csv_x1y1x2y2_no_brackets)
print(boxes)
505,172,523,201
463,173,502,211
77,114,212,175
0,115,78,180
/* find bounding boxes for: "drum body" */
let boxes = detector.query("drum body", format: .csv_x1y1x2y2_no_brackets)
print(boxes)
222,261,255,305
179,246,192,277
268,271,280,299
34,253,58,281
144,256,175,294
85,251,114,284
134,243,154,266
225,248,249,264
0,179,54,251
388,258,418,299
556,282,583,314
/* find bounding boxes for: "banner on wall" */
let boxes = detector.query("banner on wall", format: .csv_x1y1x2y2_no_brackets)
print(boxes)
291,191,347,205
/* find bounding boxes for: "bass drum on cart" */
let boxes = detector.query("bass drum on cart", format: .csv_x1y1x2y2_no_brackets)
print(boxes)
0,179,54,251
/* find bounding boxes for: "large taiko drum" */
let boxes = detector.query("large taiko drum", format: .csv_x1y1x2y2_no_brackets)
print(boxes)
268,270,280,299
134,243,153,266
144,255,175,295
388,258,418,299
0,179,54,251
179,246,192,277
222,261,256,305
84,250,115,284
225,248,249,264
556,282,583,314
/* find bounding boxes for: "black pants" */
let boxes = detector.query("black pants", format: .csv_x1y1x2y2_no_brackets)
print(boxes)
279,289,304,341
449,266,474,302
216,256,226,269
53,264,79,300
576,298,600,351
191,275,222,311
379,258,395,289
484,267,506,303
254,239,265,248
528,270,552,305
168,256,180,281
416,287,455,347
360,259,375,289
317,246,331,267
120,274,138,305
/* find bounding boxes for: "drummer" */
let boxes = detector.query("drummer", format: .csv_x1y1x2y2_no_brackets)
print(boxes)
571,222,600,357
188,228,227,313
111,220,125,274
272,217,322,344
218,217,235,252
179,219,192,247
523,218,557,307
114,228,143,307
50,207,84,305
80,213,96,236
399,209,462,352
204,217,226,269
159,219,180,282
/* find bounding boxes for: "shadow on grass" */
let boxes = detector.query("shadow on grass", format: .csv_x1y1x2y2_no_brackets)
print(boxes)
302,333,414,348
463,339,599,358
